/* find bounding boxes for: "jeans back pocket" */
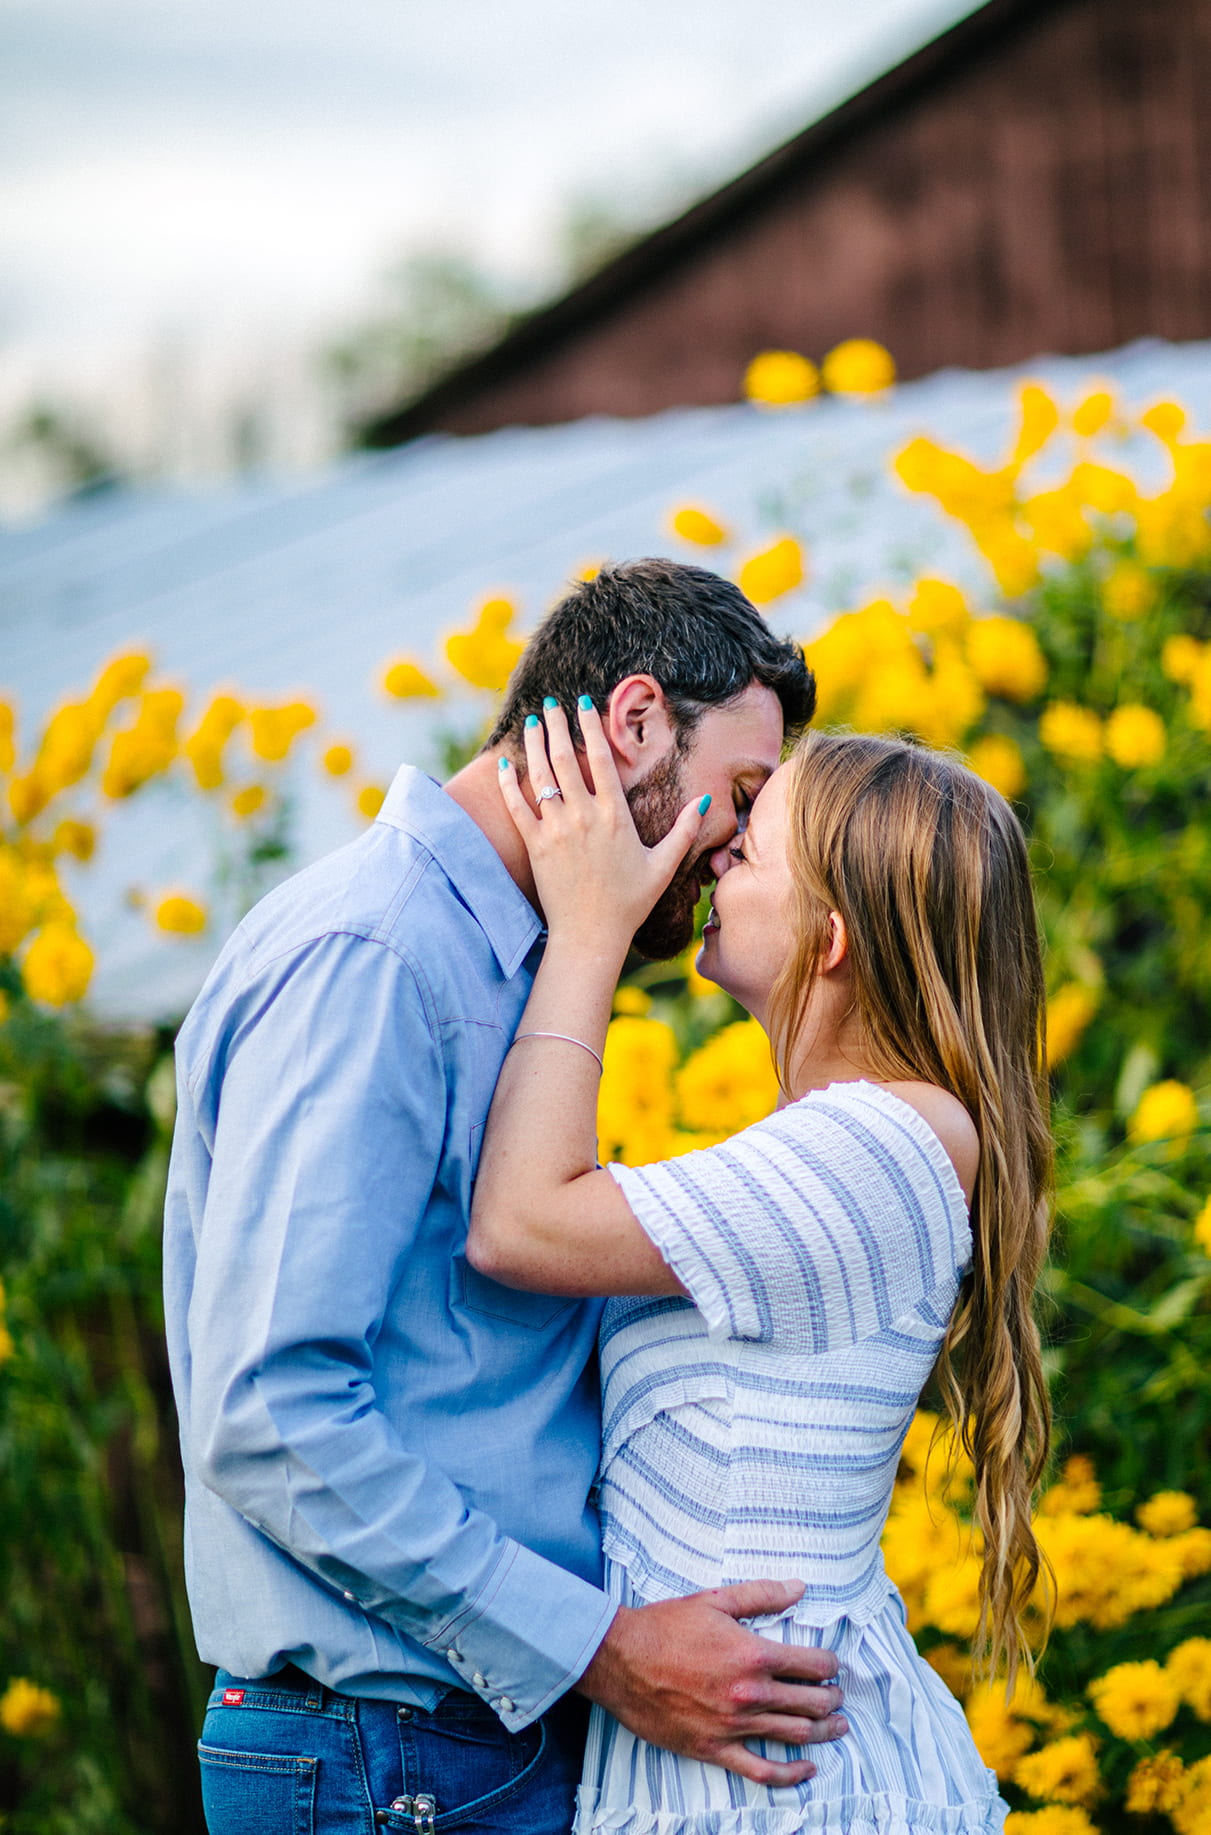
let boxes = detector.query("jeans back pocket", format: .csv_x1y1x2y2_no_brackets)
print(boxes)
198,1741,317,1835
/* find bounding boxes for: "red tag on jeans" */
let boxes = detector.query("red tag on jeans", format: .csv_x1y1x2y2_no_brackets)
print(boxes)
222,1689,246,1706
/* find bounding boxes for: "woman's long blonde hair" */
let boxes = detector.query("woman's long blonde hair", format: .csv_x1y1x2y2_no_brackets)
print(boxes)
768,730,1053,1685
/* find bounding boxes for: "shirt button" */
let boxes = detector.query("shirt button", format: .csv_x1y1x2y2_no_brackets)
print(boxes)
497,1696,515,1714
343,1591,356,1603
445,1647,460,1662
471,1671,486,1689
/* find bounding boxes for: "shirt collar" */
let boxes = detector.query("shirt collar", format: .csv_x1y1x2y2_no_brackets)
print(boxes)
377,765,542,978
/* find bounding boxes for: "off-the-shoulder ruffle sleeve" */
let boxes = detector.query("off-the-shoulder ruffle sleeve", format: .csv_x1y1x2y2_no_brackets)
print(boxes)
608,1081,970,1349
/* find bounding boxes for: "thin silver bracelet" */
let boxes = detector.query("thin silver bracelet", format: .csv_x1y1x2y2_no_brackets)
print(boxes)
509,1031,605,1075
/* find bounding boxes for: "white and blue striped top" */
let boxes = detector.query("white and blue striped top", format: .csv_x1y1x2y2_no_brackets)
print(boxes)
575,1080,1004,1835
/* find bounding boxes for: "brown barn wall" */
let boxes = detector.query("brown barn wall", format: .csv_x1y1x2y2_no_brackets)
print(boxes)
430,0,1211,437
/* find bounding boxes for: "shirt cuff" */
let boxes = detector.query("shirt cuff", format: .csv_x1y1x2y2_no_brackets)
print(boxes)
422,1540,617,1730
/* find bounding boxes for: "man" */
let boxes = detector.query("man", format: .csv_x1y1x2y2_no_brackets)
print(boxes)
164,558,846,1835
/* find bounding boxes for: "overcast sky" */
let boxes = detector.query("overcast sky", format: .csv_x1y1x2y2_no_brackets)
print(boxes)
2,0,979,366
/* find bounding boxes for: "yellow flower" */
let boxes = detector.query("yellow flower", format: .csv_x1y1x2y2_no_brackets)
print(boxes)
1070,460,1138,515
965,617,1047,701
681,940,718,998
248,700,318,763
1021,486,1093,562
357,785,386,820
21,923,94,1005
1039,702,1102,764
966,1686,1034,1778
1011,384,1061,467
1072,389,1115,438
154,895,207,936
0,991,8,1029
1136,1491,1198,1537
102,688,185,798
52,819,96,862
1005,1809,1098,1835
1122,1754,1181,1812
668,505,729,546
1045,986,1098,1068
575,559,603,582
0,849,37,955
88,651,151,720
1168,1639,1211,1720
1126,1751,1186,1815
1035,1510,1184,1627
0,698,16,774
1014,1733,1101,1807
612,986,652,1018
1162,634,1203,685
598,1016,679,1167
230,785,268,820
1141,400,1187,444
675,1019,778,1133
737,536,806,605
921,1547,985,1640
743,349,820,406
821,338,896,395
1104,704,1165,769
1128,1079,1198,1147
446,598,524,693
961,730,1020,796
1195,1194,1211,1256
0,1678,61,1737
1171,1527,1211,1579
184,693,243,790
1173,1755,1211,1835
383,659,441,700
1166,1644,1211,1724
1088,1660,1180,1741
907,578,970,637
1102,560,1156,621
322,743,355,777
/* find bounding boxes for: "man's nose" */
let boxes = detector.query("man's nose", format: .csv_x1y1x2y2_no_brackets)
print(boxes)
706,839,735,882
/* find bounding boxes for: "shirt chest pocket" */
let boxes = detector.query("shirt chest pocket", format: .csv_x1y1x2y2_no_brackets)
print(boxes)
461,1124,575,1330
453,1254,576,1331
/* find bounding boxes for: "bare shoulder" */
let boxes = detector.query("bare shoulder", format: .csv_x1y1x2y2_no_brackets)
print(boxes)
880,1080,980,1204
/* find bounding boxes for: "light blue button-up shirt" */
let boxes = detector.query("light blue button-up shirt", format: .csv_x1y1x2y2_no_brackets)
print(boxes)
163,766,613,1729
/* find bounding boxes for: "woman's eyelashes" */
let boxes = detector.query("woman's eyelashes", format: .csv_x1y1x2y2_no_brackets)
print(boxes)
728,844,746,864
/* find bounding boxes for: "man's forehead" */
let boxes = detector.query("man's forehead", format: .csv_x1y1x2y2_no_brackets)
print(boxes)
692,684,784,769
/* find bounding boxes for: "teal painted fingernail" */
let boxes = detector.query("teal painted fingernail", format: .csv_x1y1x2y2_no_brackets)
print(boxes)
498,756,509,771
578,694,593,711
525,713,539,729
698,795,712,815
543,696,559,710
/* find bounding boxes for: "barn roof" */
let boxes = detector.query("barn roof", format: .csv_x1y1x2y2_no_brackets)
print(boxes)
1,333,1203,1021
361,0,1064,450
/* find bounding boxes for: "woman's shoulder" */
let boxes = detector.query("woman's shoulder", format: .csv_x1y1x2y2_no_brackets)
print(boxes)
795,1078,978,1208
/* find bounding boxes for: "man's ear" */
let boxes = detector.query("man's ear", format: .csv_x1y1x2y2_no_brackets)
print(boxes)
603,675,676,784
822,911,849,974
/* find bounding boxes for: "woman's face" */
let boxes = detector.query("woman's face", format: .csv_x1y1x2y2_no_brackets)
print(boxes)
697,760,799,1020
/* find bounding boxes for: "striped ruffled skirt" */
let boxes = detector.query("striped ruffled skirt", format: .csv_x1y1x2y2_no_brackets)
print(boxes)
573,1580,1007,1835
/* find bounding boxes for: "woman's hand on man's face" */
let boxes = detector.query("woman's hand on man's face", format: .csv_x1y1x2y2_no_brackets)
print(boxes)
497,697,710,956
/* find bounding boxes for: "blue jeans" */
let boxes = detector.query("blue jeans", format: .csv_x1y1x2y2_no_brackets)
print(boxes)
198,1666,588,1834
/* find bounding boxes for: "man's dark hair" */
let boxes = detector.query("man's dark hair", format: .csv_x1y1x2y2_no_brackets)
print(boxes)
486,558,816,751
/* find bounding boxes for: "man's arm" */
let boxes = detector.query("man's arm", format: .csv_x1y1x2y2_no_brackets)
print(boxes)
176,931,613,1727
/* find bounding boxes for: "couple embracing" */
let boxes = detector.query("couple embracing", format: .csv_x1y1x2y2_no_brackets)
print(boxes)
164,558,1051,1835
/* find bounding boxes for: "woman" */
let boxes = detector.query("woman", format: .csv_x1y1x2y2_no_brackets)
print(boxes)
467,701,1052,1834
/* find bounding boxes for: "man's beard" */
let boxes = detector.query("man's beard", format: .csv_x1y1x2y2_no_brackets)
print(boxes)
626,748,709,960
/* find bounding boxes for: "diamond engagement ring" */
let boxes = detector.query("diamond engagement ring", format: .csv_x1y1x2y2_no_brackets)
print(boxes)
536,786,563,803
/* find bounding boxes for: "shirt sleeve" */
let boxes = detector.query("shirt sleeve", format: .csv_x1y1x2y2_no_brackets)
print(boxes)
608,1086,970,1352
177,930,613,1727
